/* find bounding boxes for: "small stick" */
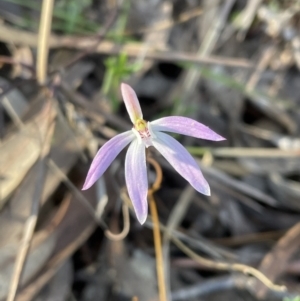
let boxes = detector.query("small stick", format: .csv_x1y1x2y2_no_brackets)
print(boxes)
36,0,54,84
188,147,300,158
0,23,253,69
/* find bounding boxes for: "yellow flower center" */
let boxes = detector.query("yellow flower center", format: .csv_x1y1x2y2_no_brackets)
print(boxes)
134,118,147,131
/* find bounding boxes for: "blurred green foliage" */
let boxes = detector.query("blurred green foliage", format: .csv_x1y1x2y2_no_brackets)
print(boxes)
55,0,95,34
2,0,98,34
101,0,143,111
283,297,300,301
102,53,142,111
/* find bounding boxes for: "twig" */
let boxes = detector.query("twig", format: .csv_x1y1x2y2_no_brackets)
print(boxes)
188,147,300,158
147,157,167,301
7,217,39,301
0,23,253,69
36,0,54,84
213,230,284,247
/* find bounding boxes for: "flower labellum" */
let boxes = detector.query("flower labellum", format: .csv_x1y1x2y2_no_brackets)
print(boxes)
82,83,225,224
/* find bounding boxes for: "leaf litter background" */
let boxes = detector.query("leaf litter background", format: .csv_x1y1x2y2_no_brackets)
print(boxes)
0,0,300,300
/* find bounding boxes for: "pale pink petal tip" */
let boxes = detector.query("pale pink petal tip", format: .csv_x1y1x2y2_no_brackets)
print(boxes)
121,83,143,123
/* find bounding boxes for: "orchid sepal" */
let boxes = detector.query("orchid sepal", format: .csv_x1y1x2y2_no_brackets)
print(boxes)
151,116,226,141
82,130,134,190
121,83,143,123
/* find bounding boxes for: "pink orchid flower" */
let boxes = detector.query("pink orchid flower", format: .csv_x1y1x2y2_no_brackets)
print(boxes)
82,83,225,224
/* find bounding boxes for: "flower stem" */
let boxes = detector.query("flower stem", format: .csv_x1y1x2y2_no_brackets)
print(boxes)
147,156,167,301
149,194,168,301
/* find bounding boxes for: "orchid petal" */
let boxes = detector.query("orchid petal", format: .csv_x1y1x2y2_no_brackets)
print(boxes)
125,140,148,224
121,83,143,123
153,132,210,195
151,116,225,141
82,131,134,190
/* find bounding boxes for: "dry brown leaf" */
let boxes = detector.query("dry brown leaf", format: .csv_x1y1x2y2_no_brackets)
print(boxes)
0,101,56,206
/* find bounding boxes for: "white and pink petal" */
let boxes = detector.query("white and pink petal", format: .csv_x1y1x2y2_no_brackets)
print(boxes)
152,132,210,196
151,116,225,141
125,140,148,224
82,131,135,190
121,83,143,123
